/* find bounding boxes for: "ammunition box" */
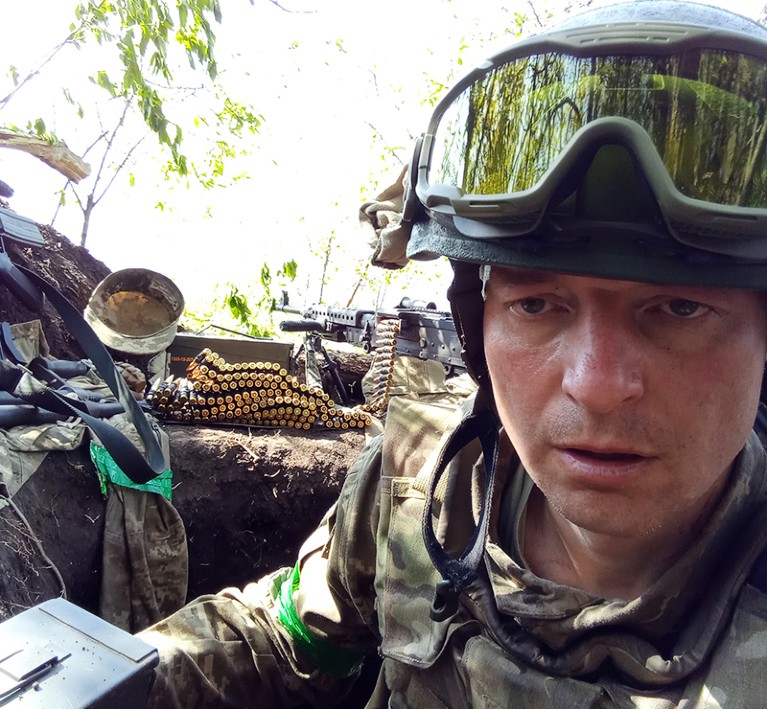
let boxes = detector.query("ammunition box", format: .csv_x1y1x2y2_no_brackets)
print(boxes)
0,598,158,707
168,334,294,378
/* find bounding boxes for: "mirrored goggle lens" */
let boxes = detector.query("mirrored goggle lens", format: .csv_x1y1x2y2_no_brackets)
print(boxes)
428,49,767,208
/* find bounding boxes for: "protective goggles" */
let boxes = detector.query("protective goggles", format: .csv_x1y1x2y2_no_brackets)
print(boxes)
409,22,767,259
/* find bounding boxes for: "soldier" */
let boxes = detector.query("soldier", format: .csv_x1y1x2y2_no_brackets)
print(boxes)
141,2,767,705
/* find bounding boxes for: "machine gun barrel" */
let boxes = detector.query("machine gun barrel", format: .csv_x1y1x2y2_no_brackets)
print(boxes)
272,291,305,317
279,319,324,333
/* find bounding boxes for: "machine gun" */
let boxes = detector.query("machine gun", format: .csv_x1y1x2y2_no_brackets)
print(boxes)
274,292,466,377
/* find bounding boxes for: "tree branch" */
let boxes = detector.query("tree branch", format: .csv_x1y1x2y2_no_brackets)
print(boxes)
0,3,107,110
94,133,148,207
0,131,90,181
526,0,543,28
365,122,405,165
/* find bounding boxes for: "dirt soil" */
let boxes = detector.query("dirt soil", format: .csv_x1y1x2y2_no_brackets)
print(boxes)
0,216,370,617
167,423,366,598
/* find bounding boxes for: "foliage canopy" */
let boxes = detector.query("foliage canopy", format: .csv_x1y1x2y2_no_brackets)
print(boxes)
1,0,262,244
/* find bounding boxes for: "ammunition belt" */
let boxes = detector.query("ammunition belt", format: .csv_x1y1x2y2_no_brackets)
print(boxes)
358,316,400,417
147,348,372,430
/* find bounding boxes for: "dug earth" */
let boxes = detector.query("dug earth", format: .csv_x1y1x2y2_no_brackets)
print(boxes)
0,225,369,619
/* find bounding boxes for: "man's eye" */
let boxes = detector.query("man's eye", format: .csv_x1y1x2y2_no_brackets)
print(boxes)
664,299,706,318
513,297,550,315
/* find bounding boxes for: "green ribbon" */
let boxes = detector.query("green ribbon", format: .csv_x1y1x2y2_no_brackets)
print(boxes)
90,442,173,500
275,563,364,678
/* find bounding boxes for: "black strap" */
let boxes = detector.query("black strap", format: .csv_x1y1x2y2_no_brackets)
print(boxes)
748,545,767,594
0,264,167,484
422,408,500,621
0,250,44,311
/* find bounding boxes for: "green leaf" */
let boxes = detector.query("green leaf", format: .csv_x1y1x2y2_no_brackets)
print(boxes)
280,259,298,281
93,70,118,96
11,0,256,242
260,264,272,289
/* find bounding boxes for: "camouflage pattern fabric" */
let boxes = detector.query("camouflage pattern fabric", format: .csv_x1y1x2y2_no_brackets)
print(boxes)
142,391,767,708
95,419,187,633
100,483,188,633
3,319,187,633
1,320,87,481
361,354,453,402
358,165,412,270
0,420,86,495
8,319,50,361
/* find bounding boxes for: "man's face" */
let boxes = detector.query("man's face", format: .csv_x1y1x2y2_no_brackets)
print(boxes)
483,266,767,539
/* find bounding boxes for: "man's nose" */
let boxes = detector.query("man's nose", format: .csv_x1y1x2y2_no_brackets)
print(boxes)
561,313,644,414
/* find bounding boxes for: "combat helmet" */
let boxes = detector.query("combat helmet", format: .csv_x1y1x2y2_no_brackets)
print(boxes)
402,0,767,385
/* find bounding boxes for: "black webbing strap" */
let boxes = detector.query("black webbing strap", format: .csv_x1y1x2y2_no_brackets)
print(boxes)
422,407,500,621
0,264,167,484
0,358,165,484
0,249,44,311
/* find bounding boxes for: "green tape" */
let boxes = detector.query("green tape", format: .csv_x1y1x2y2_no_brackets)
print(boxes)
90,442,173,500
275,564,363,678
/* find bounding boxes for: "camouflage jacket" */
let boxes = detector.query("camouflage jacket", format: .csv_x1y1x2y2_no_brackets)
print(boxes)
145,394,767,708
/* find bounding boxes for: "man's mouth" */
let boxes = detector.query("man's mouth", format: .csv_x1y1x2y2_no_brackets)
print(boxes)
564,447,648,464
571,449,643,461
549,444,655,487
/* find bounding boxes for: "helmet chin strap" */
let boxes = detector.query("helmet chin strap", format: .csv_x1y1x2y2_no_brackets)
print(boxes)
422,405,503,622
